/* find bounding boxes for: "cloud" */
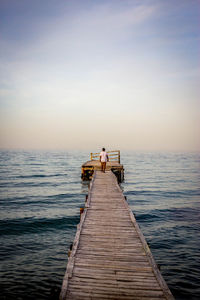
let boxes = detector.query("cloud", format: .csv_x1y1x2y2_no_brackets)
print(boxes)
1,1,158,61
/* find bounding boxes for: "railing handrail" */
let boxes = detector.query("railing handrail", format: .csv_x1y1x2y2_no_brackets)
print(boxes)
90,150,120,163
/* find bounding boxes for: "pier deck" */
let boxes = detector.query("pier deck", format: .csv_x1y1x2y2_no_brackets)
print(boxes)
81,160,124,182
60,170,174,300
81,150,124,182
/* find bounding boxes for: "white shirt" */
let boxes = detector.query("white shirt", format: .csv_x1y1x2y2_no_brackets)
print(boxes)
100,151,108,162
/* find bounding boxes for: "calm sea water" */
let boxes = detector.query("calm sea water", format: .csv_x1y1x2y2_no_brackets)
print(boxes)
0,150,199,300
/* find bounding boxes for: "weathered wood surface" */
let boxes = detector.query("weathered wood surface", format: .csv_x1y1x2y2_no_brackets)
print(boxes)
81,160,124,182
60,170,174,300
82,160,123,170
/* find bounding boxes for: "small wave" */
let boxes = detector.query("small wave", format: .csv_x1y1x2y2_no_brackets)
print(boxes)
28,163,45,166
0,193,83,205
136,212,160,222
125,189,200,198
47,193,80,200
18,174,66,179
3,181,60,188
135,207,200,223
0,215,80,236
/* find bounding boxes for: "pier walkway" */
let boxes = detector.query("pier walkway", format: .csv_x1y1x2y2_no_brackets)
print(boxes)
60,170,174,300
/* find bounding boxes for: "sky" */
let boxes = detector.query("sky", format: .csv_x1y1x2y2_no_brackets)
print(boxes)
0,0,199,152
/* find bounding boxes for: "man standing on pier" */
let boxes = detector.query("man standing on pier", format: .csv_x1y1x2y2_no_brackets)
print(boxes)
100,148,109,173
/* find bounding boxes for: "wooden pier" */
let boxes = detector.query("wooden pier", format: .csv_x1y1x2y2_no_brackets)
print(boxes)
81,150,124,182
60,169,174,299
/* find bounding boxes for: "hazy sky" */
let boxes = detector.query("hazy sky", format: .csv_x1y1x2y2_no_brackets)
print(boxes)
0,0,199,151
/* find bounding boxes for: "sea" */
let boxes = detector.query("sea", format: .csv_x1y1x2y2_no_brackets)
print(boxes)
0,150,199,300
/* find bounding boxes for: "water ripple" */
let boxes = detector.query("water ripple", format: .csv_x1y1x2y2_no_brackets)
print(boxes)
0,150,199,300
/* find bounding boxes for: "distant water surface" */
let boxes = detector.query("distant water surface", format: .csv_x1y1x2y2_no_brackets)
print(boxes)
0,150,199,300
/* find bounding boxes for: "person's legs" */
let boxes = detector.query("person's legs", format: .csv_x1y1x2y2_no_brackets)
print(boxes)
101,162,106,172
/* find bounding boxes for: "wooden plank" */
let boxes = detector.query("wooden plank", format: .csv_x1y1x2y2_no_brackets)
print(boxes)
67,284,165,297
70,277,161,288
66,289,166,300
73,267,156,279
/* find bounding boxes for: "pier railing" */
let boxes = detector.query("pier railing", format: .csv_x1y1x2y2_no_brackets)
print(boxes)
90,150,120,163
